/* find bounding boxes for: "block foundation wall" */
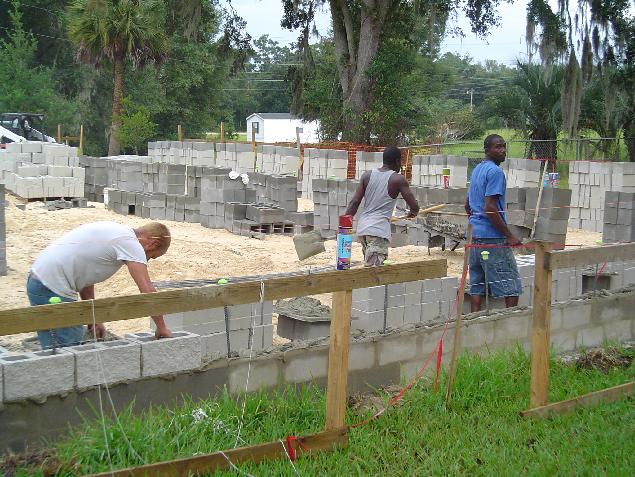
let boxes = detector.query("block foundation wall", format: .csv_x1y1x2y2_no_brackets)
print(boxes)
1,285,633,452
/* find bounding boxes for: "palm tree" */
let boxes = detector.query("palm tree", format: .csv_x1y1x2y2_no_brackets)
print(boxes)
67,0,168,155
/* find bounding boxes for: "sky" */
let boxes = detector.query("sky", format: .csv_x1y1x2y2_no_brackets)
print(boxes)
231,0,531,65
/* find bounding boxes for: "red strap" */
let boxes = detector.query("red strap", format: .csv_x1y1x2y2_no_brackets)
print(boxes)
434,338,443,392
285,435,297,461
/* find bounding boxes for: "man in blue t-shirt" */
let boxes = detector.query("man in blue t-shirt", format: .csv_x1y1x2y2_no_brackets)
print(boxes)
465,134,522,312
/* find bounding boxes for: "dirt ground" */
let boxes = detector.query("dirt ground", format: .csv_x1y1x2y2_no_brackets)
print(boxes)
0,194,601,350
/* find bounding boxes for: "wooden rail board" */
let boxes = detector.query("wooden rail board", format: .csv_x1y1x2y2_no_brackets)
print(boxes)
547,242,635,270
0,260,446,336
86,427,348,477
521,382,635,418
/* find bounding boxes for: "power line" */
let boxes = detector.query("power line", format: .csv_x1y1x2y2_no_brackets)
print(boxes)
0,0,63,17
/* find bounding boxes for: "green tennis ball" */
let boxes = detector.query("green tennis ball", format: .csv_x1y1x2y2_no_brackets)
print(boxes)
382,259,393,265
217,278,229,285
49,296,62,304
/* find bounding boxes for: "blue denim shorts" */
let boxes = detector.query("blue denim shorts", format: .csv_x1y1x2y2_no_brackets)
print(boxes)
469,238,522,297
26,274,85,349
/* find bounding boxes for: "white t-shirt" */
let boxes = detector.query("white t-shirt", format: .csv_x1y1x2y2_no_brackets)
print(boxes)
32,221,147,299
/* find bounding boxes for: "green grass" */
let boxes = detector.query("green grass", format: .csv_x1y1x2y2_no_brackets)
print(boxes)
10,347,634,476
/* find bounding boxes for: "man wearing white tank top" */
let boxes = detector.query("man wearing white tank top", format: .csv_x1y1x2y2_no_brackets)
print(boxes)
346,146,420,266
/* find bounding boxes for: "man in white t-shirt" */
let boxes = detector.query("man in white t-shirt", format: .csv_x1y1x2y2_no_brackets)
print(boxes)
27,221,173,349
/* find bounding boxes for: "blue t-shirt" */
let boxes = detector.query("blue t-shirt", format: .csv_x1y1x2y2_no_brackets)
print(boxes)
468,159,507,238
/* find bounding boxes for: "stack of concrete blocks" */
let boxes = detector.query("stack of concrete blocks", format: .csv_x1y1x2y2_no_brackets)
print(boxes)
0,142,84,199
312,178,362,233
79,156,108,202
568,161,612,232
159,304,274,361
220,201,289,236
610,162,635,193
148,141,170,163
506,187,572,245
2,165,84,199
526,188,572,246
501,158,541,188
185,166,231,200
148,141,215,166
300,148,348,200
351,276,459,331
355,151,383,178
602,191,635,243
105,159,144,193
199,173,256,229
256,145,299,174
0,184,5,275
410,155,468,188
214,142,255,171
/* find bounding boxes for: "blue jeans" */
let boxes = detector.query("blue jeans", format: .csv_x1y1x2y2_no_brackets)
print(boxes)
469,238,522,297
26,274,85,349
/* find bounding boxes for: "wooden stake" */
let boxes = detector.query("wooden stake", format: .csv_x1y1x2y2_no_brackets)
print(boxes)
220,121,225,143
79,124,84,156
521,381,634,418
57,124,62,143
530,161,548,240
86,427,348,477
530,241,552,408
325,290,353,430
177,124,183,142
296,126,303,181
445,223,472,407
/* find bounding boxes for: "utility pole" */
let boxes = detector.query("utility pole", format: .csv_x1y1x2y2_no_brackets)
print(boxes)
466,89,474,112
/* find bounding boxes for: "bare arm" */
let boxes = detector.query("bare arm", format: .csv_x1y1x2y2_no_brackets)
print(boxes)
398,177,420,217
484,196,520,246
126,261,172,338
345,172,369,216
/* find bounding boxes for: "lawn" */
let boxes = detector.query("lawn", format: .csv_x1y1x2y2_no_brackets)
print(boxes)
6,346,633,476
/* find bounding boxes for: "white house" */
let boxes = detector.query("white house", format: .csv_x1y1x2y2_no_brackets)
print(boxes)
245,113,320,143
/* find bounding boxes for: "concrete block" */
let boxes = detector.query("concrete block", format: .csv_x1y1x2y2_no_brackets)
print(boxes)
404,304,422,324
200,329,250,361
68,340,141,388
125,331,202,377
577,325,605,347
603,320,631,342
560,303,592,329
493,312,531,344
550,331,576,351
283,348,328,382
348,342,376,371
228,358,279,393
378,334,418,366
461,320,495,349
1,349,74,401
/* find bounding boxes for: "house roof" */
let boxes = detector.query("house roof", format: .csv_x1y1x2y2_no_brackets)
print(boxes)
248,113,297,120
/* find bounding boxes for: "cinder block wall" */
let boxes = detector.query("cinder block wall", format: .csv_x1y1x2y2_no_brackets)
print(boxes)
2,286,634,453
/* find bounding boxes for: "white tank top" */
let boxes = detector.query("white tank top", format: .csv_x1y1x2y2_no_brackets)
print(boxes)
356,169,397,240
